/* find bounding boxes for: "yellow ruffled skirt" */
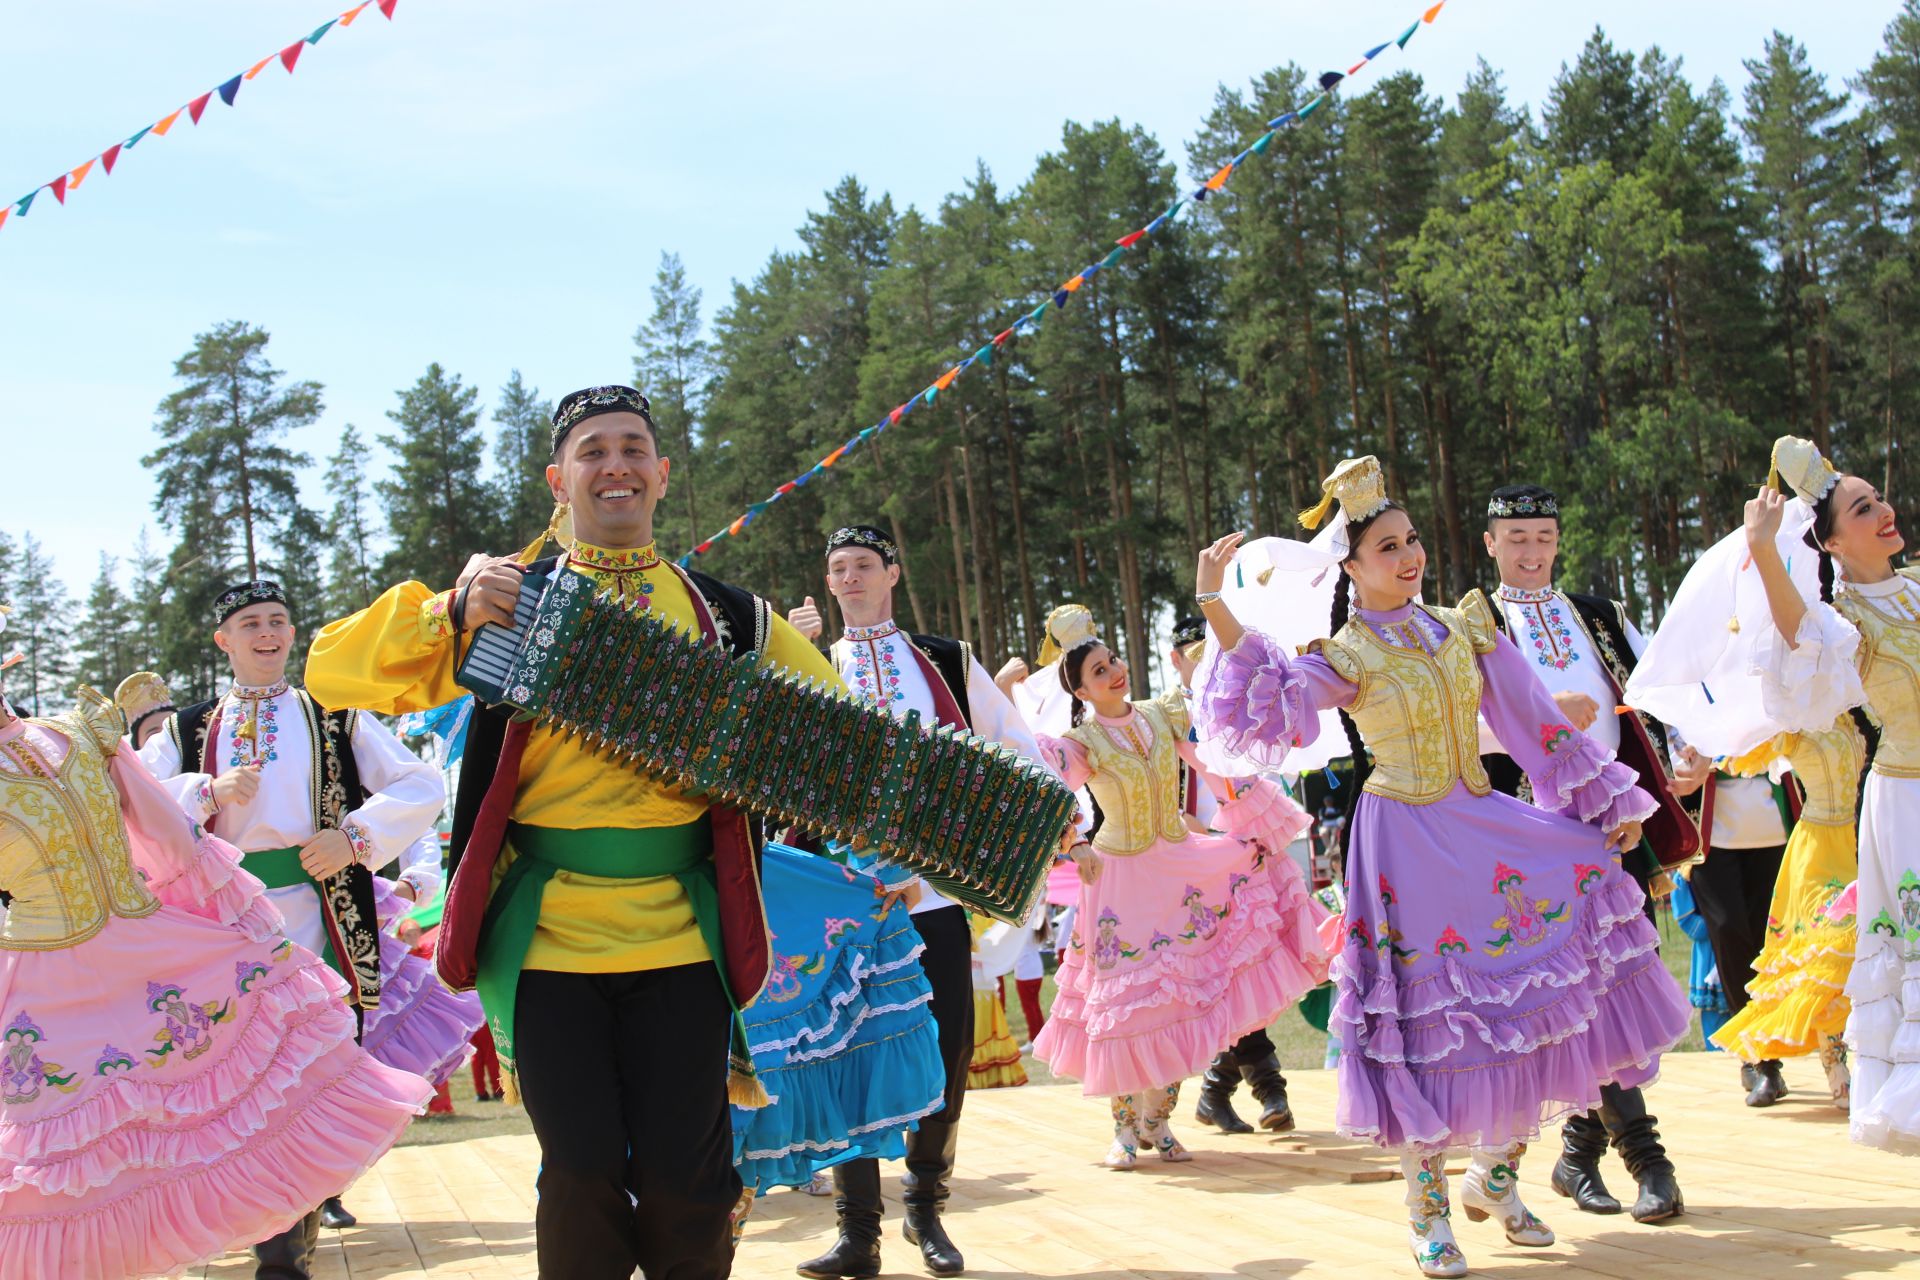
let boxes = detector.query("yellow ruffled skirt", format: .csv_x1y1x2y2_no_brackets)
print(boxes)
967,988,1028,1090
1712,818,1857,1061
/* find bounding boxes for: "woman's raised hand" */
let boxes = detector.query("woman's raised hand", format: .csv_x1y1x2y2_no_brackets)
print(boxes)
1197,531,1245,596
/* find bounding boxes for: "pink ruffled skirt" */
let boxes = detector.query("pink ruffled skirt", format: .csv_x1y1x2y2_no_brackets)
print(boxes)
1333,783,1691,1151
1034,830,1328,1096
0,906,432,1280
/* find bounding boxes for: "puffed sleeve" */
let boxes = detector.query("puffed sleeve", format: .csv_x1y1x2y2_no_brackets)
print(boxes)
305,581,466,716
1751,599,1868,734
1190,629,1358,771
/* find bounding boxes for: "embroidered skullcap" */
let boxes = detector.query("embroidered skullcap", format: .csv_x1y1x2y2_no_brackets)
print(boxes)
1171,615,1207,652
1037,603,1098,666
825,525,899,565
1769,436,1840,507
1487,484,1560,521
114,671,175,742
1298,456,1390,532
213,581,287,626
551,385,655,454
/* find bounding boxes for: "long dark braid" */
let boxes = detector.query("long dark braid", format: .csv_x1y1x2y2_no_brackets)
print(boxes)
1328,572,1373,874
1806,498,1882,783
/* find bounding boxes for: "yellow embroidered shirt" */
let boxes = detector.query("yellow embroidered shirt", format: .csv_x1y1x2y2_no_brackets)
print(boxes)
304,541,840,973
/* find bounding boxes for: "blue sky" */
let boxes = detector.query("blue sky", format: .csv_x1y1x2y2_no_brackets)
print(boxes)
2,0,1897,602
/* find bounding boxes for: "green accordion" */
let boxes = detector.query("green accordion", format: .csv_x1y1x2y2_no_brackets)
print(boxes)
454,567,1074,923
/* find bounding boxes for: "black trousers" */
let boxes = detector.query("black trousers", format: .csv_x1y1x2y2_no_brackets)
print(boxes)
836,904,975,1208
1689,843,1787,1018
515,964,738,1280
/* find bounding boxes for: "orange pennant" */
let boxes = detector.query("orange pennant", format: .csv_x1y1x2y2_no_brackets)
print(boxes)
339,2,370,24
151,109,184,137
1423,0,1444,21
1205,161,1234,191
68,159,95,190
245,56,274,80
934,367,961,391
0,209,9,233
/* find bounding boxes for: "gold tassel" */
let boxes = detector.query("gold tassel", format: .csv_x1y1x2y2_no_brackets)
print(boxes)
500,1067,522,1107
1297,488,1338,530
516,501,572,565
729,1066,770,1109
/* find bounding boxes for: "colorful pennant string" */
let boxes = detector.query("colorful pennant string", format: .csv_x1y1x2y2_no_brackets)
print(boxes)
678,0,1446,566
3,1,399,232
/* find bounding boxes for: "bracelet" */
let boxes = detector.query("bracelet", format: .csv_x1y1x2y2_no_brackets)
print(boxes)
1195,591,1222,606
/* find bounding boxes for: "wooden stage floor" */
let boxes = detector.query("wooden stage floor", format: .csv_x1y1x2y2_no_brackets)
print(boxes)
196,1052,1918,1279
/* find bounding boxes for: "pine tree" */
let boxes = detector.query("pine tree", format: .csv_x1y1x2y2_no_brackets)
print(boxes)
75,553,135,693
144,321,322,580
323,426,379,617
125,529,169,677
634,253,713,555
492,371,554,549
271,506,330,675
378,364,497,588
12,535,73,715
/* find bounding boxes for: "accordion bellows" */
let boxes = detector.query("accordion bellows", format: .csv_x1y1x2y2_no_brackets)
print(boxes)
457,569,1074,923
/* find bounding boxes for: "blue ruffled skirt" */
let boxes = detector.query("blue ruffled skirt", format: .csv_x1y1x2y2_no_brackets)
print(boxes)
732,844,944,1190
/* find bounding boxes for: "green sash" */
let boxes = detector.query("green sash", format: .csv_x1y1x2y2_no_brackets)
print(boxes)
240,846,340,973
474,819,753,1090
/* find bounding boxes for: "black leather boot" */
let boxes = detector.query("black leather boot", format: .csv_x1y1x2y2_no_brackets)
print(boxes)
1745,1059,1788,1107
1194,1053,1255,1134
900,1113,964,1276
1549,1110,1621,1214
796,1159,884,1279
319,1196,356,1229
1599,1084,1683,1223
252,1208,322,1280
1240,1053,1295,1133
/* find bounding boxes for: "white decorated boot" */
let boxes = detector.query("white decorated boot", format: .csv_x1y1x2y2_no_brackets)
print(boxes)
1138,1083,1193,1162
1461,1143,1554,1246
1105,1094,1143,1170
1401,1150,1468,1277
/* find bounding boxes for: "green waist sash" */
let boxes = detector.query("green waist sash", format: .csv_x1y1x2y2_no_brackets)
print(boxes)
240,846,340,973
476,819,752,1091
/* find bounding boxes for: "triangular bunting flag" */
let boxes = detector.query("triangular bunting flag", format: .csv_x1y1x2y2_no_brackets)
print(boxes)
1116,229,1147,248
1299,94,1327,119
124,125,152,149
0,209,9,232
151,110,183,136
934,368,960,391
187,92,214,125
923,386,939,406
1205,161,1234,190
308,18,338,43
1250,129,1277,155
974,344,993,367
1267,110,1296,129
101,144,123,175
48,175,67,205
1423,0,1444,21
1364,42,1389,59
14,191,34,216
1061,275,1085,294
1052,288,1071,309
1318,71,1344,92
889,406,905,425
1192,186,1211,203
1100,247,1127,267
991,327,1015,346
217,76,243,106
377,0,399,16
245,56,274,81
68,159,94,190
1027,302,1048,322
339,2,370,24
1348,59,1369,75
280,42,304,73
1396,19,1420,47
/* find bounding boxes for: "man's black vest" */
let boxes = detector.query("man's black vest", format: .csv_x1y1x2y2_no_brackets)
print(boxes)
907,631,974,730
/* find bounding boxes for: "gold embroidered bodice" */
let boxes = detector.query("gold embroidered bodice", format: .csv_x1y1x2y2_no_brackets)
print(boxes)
1314,593,1498,805
0,690,160,950
1778,718,1867,826
1837,569,1920,778
1066,691,1191,856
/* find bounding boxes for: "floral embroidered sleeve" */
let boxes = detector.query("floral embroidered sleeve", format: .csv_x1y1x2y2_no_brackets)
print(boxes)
108,743,282,943
1477,626,1656,829
1190,628,1357,772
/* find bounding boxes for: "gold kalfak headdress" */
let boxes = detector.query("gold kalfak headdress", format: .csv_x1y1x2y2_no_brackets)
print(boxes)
1037,604,1098,666
1298,456,1390,532
1768,436,1839,507
114,671,173,723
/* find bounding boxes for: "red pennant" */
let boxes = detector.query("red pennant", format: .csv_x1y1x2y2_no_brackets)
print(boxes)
0,209,10,232
888,406,905,425
188,92,214,125
280,41,305,72
1116,229,1148,248
48,175,68,204
377,0,399,15
991,327,1016,347
101,144,123,175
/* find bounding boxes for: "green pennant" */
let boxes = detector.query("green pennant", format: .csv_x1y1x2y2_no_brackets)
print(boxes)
14,191,34,216
1396,20,1420,49
1298,94,1327,120
1100,247,1127,267
974,343,993,367
1250,129,1277,156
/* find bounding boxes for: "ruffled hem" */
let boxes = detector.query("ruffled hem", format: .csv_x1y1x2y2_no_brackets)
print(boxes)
1215,777,1313,851
968,991,1028,1091
1192,629,1313,772
144,834,282,944
1327,870,1690,1149
361,937,484,1088
1531,743,1657,828
1034,871,1325,1096
0,1042,429,1280
0,953,368,1189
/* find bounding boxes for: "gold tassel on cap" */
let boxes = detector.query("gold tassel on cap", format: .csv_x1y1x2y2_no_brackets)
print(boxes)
1297,489,1338,531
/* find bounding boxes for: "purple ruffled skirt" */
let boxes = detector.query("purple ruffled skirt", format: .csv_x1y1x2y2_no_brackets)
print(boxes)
1333,782,1689,1151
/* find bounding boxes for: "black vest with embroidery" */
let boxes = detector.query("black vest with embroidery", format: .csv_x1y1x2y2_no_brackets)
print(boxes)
166,690,384,1009
907,631,974,730
446,559,771,881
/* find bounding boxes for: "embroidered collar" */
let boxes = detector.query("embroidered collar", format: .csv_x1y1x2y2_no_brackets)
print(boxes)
227,680,290,702
1497,585,1557,605
843,621,900,643
568,540,661,572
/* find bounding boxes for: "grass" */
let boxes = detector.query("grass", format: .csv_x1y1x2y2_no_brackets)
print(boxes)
397,1066,533,1147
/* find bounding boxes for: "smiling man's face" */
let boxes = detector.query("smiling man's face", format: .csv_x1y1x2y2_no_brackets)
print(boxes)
215,602,295,685
1484,517,1560,591
547,413,669,549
